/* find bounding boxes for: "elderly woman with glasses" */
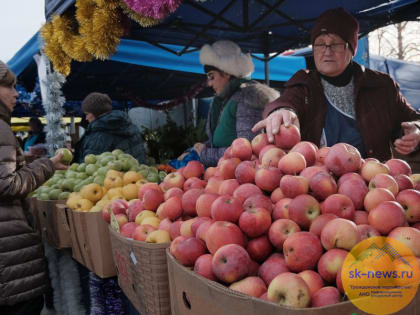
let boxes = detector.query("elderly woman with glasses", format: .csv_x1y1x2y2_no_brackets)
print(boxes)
191,40,280,167
253,8,420,161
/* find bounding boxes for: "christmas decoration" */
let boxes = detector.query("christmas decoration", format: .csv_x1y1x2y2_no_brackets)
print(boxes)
119,0,161,27
122,0,182,20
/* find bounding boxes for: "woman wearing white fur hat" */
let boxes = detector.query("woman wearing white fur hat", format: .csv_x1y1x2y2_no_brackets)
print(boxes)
193,40,280,167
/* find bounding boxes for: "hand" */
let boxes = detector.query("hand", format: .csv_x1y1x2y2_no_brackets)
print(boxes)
50,152,69,170
393,121,420,155
252,109,300,143
193,143,205,155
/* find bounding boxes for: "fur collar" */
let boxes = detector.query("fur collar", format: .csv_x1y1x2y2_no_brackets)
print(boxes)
232,81,280,109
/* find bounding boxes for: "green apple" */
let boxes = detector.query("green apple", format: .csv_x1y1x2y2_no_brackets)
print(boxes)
48,188,63,200
99,152,112,158
158,171,167,182
73,183,83,192
84,154,97,164
97,166,109,177
59,191,70,200
146,172,159,183
77,172,89,180
69,163,79,171
119,159,132,172
55,170,66,176
148,166,158,174
65,171,78,179
100,156,115,166
38,192,50,200
112,149,124,156
93,175,105,186
138,169,149,178
80,177,94,187
60,178,77,191
86,164,99,176
139,164,149,170
109,161,123,171
130,165,141,172
56,148,73,165
77,163,87,173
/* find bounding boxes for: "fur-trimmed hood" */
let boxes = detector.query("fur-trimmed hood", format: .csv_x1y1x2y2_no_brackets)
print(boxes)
200,40,254,78
232,81,280,109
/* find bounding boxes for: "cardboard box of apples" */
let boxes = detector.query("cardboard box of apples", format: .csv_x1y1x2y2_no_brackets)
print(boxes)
157,127,420,314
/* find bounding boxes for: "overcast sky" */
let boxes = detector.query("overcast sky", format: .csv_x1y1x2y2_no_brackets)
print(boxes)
0,0,45,62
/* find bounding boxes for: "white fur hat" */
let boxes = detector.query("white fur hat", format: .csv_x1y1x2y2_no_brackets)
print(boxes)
199,40,254,78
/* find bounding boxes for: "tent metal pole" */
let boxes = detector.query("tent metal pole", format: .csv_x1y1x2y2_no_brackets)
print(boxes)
264,53,270,85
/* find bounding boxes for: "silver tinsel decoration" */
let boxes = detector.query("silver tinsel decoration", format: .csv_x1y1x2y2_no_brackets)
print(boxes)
41,57,67,156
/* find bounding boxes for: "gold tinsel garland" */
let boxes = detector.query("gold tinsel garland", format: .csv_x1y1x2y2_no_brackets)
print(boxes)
41,0,124,75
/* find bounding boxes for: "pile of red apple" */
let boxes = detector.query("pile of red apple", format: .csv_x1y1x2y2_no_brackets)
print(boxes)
163,126,420,309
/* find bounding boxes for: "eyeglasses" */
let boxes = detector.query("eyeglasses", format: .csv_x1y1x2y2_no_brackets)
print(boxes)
206,73,215,81
313,42,348,53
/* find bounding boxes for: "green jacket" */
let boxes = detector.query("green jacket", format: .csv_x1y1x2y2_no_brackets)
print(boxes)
74,111,146,163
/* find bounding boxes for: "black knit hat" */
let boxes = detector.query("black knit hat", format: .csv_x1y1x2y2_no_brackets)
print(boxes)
81,92,112,118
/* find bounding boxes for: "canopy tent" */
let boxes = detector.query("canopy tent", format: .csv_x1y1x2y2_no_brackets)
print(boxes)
45,0,420,56
8,32,305,116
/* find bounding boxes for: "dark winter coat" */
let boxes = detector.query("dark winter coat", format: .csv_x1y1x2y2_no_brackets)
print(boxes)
263,62,420,161
0,102,54,306
74,110,146,163
200,80,280,167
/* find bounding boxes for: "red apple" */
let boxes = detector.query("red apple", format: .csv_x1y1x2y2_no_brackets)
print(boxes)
196,193,219,218
157,195,182,220
267,272,310,308
321,193,355,220
394,174,414,192
170,236,206,266
258,253,289,286
234,160,256,184
385,158,412,176
243,194,273,214
246,235,273,262
272,198,292,220
115,213,128,228
218,179,240,196
274,124,301,150
268,218,300,250
204,176,224,194
388,226,420,257
317,248,349,283
133,224,157,241
290,141,318,166
191,217,211,237
126,199,143,222
233,183,262,204
120,222,137,238
231,138,253,161
360,160,390,182
270,187,285,203
251,133,270,156
316,146,330,165
163,187,184,201
320,218,360,251
204,167,217,180
161,172,185,190
158,218,172,233
396,189,420,223
219,158,241,180
182,160,204,179
212,244,250,283
183,177,206,191
338,179,368,210
324,143,362,176
229,276,267,297
357,224,380,240
309,213,338,237
194,254,216,280
205,221,245,254
211,195,243,223
283,231,323,272
354,210,369,225
363,187,395,212
369,173,399,197
142,188,164,211
255,166,282,192
180,218,196,237
169,220,182,240
337,172,365,187
300,165,327,182
309,171,338,201
298,270,324,298
196,220,213,242
181,188,203,216
278,151,306,175
259,147,285,168
368,201,406,235
311,286,341,307
288,194,321,229
279,175,309,198
238,207,271,238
